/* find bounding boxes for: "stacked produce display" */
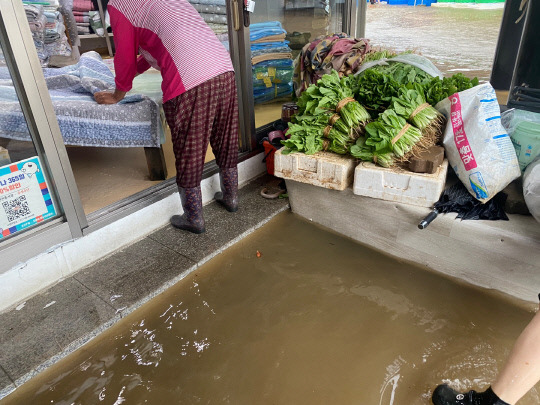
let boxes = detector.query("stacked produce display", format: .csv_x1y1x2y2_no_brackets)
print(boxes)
281,50,479,171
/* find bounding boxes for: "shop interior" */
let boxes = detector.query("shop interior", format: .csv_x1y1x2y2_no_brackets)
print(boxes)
0,0,347,215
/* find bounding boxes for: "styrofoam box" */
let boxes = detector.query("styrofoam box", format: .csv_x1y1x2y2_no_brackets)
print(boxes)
353,159,449,207
274,149,356,190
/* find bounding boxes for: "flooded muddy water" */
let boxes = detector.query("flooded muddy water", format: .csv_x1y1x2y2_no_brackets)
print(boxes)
2,212,538,404
365,5,504,81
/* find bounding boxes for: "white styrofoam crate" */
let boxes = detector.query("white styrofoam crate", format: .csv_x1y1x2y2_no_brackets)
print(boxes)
353,159,448,207
273,149,356,190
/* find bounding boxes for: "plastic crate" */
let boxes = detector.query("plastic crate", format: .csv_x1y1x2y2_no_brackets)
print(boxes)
273,149,356,190
353,160,448,207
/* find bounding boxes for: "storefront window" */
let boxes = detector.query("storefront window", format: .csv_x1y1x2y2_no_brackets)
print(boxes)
251,0,346,129
0,41,61,241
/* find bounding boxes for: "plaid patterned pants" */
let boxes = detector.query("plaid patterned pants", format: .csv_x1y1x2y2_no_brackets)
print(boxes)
163,71,239,188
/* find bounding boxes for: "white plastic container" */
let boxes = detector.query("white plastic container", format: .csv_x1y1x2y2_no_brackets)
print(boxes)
353,160,449,207
273,150,356,190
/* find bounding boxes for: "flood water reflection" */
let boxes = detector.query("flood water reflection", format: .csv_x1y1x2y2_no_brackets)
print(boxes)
365,5,504,81
2,212,538,404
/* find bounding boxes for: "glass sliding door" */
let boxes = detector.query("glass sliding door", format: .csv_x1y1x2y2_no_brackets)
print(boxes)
0,41,61,241
0,0,86,270
250,0,347,129
66,0,248,216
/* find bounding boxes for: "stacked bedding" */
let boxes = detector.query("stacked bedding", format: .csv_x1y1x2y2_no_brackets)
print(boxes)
43,1,72,59
188,0,228,35
23,4,49,66
250,22,294,104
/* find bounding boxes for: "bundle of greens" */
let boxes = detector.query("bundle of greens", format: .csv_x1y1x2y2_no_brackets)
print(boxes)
282,112,358,156
362,109,424,163
296,70,370,130
281,119,324,155
423,73,480,106
391,84,445,144
353,69,401,118
350,136,395,168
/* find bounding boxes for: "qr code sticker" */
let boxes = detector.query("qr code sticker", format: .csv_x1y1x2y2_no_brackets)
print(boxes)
3,195,31,222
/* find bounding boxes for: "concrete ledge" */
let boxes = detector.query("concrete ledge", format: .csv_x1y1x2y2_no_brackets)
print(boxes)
286,180,540,304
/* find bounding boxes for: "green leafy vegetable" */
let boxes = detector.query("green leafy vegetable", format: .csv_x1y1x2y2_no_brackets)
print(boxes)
350,136,394,168
423,73,480,106
361,49,397,64
370,61,433,85
391,84,443,128
353,69,401,118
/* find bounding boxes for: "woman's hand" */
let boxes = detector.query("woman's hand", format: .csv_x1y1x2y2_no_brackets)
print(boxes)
94,89,127,104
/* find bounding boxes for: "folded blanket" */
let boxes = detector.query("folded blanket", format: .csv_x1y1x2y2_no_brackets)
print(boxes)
0,52,162,148
24,4,44,21
250,22,287,42
77,26,91,34
72,0,94,12
44,11,61,23
75,15,89,23
252,34,287,44
199,13,227,25
191,3,226,15
251,46,292,57
206,23,228,35
252,52,293,65
28,15,48,33
189,0,226,5
73,10,90,16
251,41,290,51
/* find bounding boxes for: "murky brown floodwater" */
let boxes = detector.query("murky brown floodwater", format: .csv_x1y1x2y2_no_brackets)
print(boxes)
2,212,538,405
365,5,504,81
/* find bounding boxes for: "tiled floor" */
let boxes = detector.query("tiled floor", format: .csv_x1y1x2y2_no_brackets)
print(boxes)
0,175,289,399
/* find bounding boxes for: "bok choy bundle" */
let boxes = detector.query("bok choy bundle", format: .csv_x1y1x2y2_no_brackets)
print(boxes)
296,70,370,130
350,136,395,168
391,84,445,144
350,109,425,167
284,70,371,156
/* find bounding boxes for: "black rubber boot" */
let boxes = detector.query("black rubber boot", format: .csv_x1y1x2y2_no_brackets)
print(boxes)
171,186,205,234
432,385,510,405
214,167,238,212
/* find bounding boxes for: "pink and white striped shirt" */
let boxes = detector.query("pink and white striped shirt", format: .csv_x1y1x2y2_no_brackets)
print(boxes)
107,0,234,102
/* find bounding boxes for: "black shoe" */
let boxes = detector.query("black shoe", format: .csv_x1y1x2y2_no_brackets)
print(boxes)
432,385,510,405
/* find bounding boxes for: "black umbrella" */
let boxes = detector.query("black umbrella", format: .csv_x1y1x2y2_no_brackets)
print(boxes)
418,182,508,229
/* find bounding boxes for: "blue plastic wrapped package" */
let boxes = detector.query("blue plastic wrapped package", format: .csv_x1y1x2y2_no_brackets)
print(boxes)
252,60,293,88
253,83,293,104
